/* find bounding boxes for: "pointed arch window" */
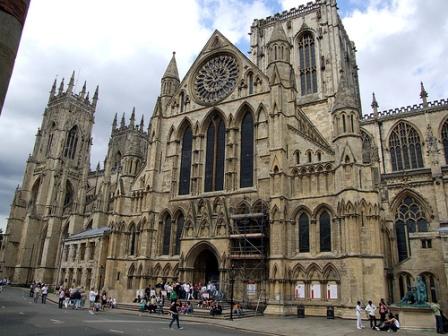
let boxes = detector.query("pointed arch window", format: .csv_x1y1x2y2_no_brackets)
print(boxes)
441,120,448,164
319,210,331,252
129,224,136,256
248,73,254,95
174,214,184,255
205,114,225,192
389,122,423,171
298,213,310,252
361,131,372,164
113,151,122,171
240,110,254,188
162,214,172,255
395,195,428,262
63,180,74,211
46,122,56,156
298,31,317,95
179,92,185,113
179,126,193,195
64,126,79,159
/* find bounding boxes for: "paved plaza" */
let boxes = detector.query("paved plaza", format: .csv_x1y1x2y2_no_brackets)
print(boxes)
0,287,440,336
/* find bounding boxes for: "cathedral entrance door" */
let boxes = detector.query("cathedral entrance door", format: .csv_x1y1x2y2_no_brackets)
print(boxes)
193,249,219,287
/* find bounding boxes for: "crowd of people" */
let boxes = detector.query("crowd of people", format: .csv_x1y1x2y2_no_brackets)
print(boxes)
355,299,400,332
29,282,49,304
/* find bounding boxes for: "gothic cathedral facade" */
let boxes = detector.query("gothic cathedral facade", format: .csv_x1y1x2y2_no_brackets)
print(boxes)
1,0,448,317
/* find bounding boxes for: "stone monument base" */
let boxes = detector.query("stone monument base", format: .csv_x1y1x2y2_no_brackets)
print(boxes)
390,304,435,330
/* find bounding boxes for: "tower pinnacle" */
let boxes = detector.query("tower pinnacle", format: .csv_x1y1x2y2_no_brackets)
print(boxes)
420,81,428,107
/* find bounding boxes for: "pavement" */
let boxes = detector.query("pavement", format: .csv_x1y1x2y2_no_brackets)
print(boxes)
1,286,440,336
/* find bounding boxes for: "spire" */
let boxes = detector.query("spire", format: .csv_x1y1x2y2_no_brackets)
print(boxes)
371,92,379,117
332,72,358,112
129,107,136,128
420,81,428,107
140,115,144,131
67,70,75,93
162,52,180,80
49,78,57,100
92,85,99,108
58,78,65,95
84,92,90,104
96,162,101,173
112,113,118,131
269,22,288,44
79,80,86,99
120,113,126,128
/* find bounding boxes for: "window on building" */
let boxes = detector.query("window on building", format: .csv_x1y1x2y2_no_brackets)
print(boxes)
112,151,122,171
129,224,136,256
316,152,322,162
89,242,95,260
398,272,413,300
307,151,312,163
80,243,86,260
389,122,423,171
179,91,185,113
72,244,78,261
204,114,225,192
420,273,437,302
63,181,74,210
295,151,300,164
361,131,372,164
162,214,172,255
298,213,310,253
240,110,254,188
295,282,305,299
179,127,193,195
310,281,321,299
421,239,432,249
63,125,79,159
395,195,428,262
319,211,331,252
298,32,317,95
46,122,56,156
127,264,135,289
248,73,254,95
441,120,448,164
174,214,184,255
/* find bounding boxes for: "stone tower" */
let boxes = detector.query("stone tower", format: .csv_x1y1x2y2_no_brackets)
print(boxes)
0,72,98,284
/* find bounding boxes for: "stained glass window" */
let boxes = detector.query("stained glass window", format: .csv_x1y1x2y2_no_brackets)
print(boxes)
179,127,192,195
162,215,172,255
389,122,423,171
298,32,317,95
442,120,448,164
298,213,310,252
240,110,254,188
174,214,184,255
319,211,331,252
395,196,428,261
205,114,225,192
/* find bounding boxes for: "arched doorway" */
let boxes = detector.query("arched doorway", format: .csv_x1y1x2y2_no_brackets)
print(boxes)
193,249,219,286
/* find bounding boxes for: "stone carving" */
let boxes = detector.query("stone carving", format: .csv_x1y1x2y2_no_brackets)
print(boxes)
194,54,238,105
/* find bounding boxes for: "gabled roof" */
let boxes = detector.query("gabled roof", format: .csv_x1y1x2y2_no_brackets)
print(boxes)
269,22,288,44
332,71,358,112
65,227,110,241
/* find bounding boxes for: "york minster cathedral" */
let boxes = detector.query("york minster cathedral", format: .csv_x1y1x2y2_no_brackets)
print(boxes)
1,0,447,317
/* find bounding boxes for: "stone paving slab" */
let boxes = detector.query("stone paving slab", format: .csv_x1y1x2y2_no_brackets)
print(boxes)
44,291,438,336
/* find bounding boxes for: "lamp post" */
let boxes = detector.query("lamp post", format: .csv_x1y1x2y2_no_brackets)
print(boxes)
229,264,235,321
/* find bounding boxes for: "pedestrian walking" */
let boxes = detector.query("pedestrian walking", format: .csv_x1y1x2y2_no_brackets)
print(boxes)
41,284,48,304
365,300,377,329
168,300,183,330
58,287,65,309
430,301,445,334
355,301,365,330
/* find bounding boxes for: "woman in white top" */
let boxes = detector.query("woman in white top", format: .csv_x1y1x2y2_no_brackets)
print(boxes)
355,301,365,329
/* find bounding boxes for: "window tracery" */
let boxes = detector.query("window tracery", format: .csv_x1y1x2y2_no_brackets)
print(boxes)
205,114,225,192
395,195,428,262
179,126,192,195
441,120,448,164
64,126,79,160
240,109,254,188
298,32,317,95
389,122,423,171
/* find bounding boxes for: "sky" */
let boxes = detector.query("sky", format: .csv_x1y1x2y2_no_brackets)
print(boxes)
1,0,447,231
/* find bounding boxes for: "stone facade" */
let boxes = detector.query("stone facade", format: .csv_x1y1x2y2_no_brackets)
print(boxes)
1,0,447,317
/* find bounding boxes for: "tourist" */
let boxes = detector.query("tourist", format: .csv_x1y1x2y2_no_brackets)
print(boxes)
430,301,444,334
101,291,108,310
378,298,389,323
41,284,48,304
355,301,364,329
73,289,82,309
58,287,65,309
111,297,117,309
33,284,41,303
29,282,35,297
365,300,377,329
89,288,97,312
168,299,183,330
377,313,400,332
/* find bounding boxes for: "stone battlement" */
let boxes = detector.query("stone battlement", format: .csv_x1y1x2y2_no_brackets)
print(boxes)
252,0,322,28
361,98,448,122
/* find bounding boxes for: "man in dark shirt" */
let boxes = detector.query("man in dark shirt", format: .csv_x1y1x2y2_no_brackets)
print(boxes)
169,300,184,330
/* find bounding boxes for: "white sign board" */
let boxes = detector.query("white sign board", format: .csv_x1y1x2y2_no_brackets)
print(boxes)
247,283,257,296
310,282,321,299
327,282,338,299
